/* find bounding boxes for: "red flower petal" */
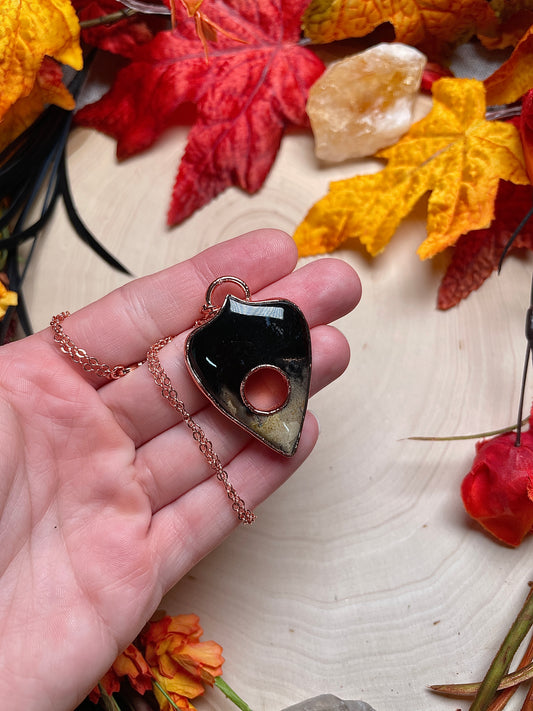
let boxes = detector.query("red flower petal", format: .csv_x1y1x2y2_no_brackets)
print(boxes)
461,429,533,547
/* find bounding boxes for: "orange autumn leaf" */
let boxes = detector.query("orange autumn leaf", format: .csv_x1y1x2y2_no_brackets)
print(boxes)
0,0,82,121
294,78,529,260
301,0,497,59
484,24,533,105
481,0,533,49
0,57,75,154
489,0,533,21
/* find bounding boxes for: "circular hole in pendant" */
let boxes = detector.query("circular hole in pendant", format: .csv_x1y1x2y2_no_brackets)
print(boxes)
241,365,291,415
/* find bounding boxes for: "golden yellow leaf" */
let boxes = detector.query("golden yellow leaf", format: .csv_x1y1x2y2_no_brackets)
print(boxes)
301,0,497,58
0,281,17,319
0,0,82,122
0,57,75,154
294,78,529,260
484,25,533,105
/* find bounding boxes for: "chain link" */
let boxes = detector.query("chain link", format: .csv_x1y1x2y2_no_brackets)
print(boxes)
146,337,255,524
50,312,255,525
50,312,137,379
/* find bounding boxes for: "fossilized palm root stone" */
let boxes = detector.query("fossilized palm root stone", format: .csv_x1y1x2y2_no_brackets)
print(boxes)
306,43,427,162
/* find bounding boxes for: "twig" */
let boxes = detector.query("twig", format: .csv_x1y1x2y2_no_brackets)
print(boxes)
486,630,533,710
469,586,533,711
431,659,533,698
407,418,529,442
78,0,170,28
521,681,533,711
119,0,170,13
79,9,137,29
486,104,522,121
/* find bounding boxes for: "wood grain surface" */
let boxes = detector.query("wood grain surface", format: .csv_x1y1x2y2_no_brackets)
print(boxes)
24,115,533,711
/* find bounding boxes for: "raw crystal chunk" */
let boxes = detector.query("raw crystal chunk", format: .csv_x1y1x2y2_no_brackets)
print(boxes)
282,695,376,711
307,43,427,162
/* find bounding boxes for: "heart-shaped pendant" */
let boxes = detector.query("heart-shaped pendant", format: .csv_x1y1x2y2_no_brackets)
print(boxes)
185,277,312,457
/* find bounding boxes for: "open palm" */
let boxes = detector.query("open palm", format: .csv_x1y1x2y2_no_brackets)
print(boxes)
0,230,360,711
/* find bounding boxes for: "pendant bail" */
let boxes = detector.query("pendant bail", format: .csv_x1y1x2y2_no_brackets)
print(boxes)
205,276,251,308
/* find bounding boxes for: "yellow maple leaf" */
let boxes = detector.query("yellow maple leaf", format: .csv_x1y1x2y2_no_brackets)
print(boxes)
484,24,533,105
294,78,529,260
0,281,17,319
0,57,75,154
302,0,498,59
0,0,82,122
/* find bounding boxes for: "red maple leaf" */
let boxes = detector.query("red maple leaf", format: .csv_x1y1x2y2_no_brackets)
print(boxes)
437,180,533,310
521,89,533,182
72,0,156,56
75,0,325,225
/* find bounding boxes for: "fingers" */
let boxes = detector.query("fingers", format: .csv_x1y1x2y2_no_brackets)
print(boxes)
148,414,321,593
100,256,360,447
42,230,299,384
134,323,350,512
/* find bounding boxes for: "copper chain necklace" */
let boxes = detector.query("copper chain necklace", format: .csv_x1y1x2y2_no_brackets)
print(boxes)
50,311,256,524
51,276,312,526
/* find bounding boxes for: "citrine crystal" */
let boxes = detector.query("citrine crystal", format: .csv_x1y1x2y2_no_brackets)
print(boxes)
307,43,427,162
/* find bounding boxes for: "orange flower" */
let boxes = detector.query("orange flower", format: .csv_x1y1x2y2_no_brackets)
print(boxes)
151,666,201,711
88,643,153,703
143,614,224,709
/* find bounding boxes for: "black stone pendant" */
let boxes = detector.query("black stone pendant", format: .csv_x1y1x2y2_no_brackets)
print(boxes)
185,277,312,457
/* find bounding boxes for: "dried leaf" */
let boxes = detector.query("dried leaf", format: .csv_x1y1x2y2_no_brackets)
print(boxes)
437,181,533,310
0,0,82,121
294,78,529,260
75,0,324,225
489,0,533,22
484,25,533,105
301,0,498,59
431,658,533,699
521,89,533,182
482,0,533,49
0,57,75,154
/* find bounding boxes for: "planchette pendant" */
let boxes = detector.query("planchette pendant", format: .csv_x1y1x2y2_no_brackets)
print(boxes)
185,278,312,457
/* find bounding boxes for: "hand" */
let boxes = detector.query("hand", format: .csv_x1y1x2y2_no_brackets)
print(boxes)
0,229,361,710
